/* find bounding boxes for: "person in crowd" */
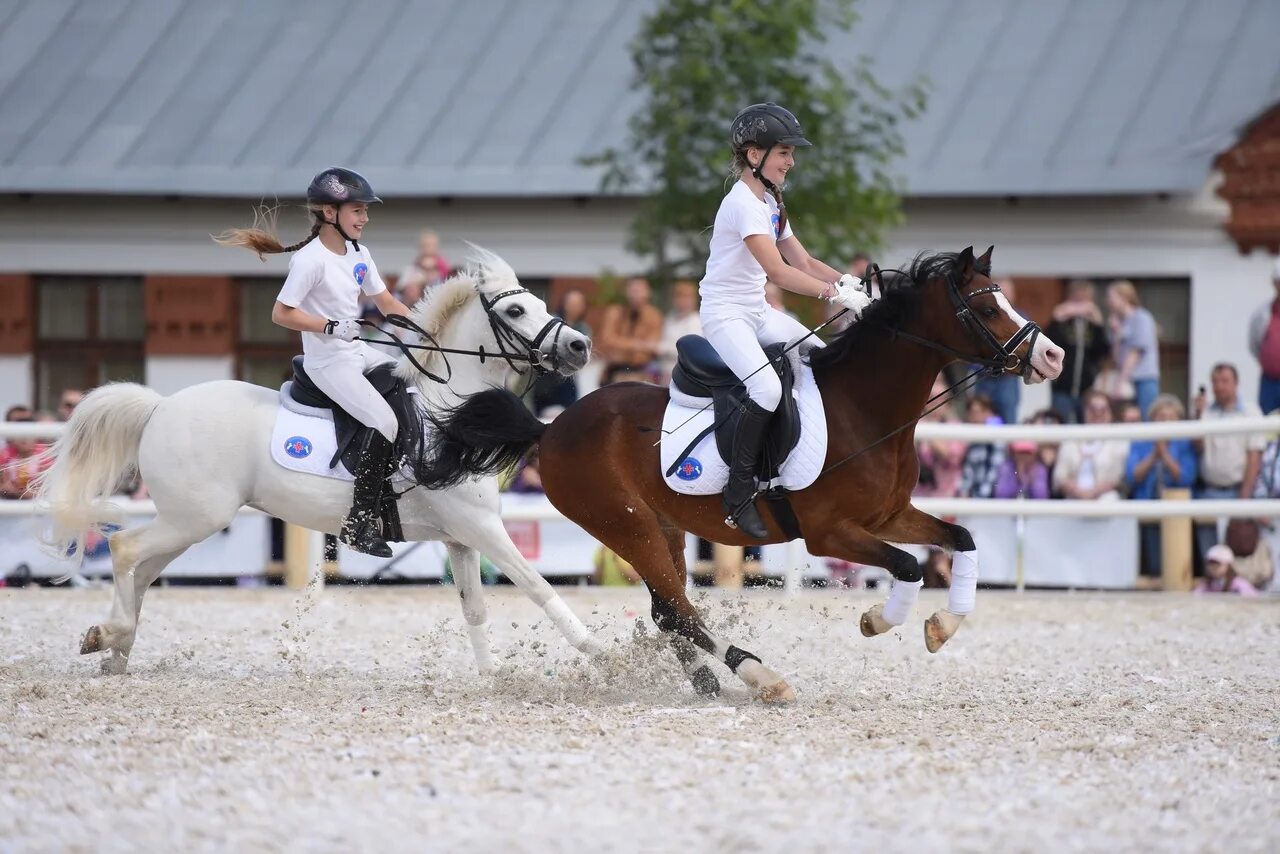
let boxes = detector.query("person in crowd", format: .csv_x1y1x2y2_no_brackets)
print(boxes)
1223,518,1274,591
994,440,1052,499
0,409,50,499
1053,389,1130,500
1193,544,1259,596
506,449,544,495
1046,279,1110,423
970,279,1022,425
593,545,642,586
1125,394,1198,576
57,389,83,422
532,289,593,415
914,377,965,498
655,281,703,382
597,277,664,384
1029,408,1063,485
397,229,451,300
1193,362,1267,557
1247,256,1280,414
958,395,1005,498
1118,400,1142,424
1104,279,1160,418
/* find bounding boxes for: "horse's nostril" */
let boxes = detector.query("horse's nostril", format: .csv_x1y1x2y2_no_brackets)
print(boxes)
569,340,587,353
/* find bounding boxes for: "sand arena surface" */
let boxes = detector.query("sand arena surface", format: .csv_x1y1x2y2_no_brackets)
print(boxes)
1,586,1277,852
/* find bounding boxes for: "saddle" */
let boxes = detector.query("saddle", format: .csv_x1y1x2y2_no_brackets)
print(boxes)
668,335,802,482
288,356,423,541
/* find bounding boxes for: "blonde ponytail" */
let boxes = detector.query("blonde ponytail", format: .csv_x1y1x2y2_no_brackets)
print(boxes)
214,205,321,260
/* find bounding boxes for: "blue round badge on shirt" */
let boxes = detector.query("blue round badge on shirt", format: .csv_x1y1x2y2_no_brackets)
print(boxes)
284,436,313,459
676,458,703,481
353,262,368,285
770,212,781,237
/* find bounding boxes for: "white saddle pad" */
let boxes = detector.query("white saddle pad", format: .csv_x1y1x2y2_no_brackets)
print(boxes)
659,355,827,496
270,382,355,480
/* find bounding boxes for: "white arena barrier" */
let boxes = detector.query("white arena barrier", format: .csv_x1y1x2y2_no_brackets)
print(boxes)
4,416,1280,586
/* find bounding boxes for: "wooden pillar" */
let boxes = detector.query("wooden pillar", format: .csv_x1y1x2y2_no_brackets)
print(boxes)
284,524,328,589
1161,488,1194,591
713,543,744,588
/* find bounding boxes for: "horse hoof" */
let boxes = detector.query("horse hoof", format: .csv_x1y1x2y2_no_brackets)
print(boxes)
860,604,893,637
80,625,103,655
758,680,796,706
924,610,966,654
690,665,720,697
100,652,129,676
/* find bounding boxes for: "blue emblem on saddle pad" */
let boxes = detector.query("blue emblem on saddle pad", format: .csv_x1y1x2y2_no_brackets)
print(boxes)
353,262,368,285
284,436,313,459
676,458,703,481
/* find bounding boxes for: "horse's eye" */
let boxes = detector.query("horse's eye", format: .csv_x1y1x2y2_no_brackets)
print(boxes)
506,306,524,319
981,307,999,319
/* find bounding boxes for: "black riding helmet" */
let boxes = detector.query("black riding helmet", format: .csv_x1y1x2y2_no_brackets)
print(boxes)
730,103,812,193
307,167,381,249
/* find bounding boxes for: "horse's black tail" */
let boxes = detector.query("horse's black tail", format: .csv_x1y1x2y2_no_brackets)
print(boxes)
412,388,547,490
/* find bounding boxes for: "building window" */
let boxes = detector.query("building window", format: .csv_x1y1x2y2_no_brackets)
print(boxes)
34,276,145,410
235,278,300,388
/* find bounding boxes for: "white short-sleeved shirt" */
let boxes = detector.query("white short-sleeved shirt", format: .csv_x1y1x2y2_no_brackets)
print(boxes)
276,238,387,366
699,180,793,318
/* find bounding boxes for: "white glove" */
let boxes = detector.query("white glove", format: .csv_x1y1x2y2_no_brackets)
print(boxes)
324,318,362,341
824,275,871,317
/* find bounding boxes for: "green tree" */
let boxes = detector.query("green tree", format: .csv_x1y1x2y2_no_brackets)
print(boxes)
587,0,925,285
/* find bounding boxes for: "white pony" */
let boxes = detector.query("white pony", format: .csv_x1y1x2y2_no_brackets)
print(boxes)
36,247,601,675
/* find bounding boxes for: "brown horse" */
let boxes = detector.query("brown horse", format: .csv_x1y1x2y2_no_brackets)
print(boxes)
418,247,1064,702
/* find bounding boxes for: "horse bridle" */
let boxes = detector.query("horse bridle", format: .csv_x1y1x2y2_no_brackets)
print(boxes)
361,280,569,386
884,267,1044,381
478,286,568,377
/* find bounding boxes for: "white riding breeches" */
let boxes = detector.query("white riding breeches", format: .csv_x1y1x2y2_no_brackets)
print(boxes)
701,306,814,411
305,345,399,443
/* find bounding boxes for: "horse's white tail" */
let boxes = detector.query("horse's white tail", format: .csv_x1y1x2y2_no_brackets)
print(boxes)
32,383,163,555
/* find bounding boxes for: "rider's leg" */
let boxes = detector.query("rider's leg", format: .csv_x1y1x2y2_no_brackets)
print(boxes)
702,314,780,539
306,356,399,557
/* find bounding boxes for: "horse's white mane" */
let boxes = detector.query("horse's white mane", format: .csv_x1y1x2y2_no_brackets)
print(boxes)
397,245,520,380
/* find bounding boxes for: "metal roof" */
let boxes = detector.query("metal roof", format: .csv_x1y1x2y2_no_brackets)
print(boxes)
1,0,1278,198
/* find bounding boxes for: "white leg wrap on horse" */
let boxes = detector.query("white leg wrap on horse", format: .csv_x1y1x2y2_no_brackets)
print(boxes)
949,550,978,615
881,578,923,625
466,621,495,673
544,597,593,651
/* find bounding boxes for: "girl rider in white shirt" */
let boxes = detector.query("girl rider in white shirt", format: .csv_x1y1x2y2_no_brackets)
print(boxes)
217,167,414,557
702,103,871,538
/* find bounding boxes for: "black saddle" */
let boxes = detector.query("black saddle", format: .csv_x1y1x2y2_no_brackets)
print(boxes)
669,335,802,481
288,356,422,475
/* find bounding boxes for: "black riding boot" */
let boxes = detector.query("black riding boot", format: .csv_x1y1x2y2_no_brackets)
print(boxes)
340,430,394,558
722,399,772,540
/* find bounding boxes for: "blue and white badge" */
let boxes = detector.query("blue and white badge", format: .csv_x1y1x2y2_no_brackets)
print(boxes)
353,262,369,285
676,458,703,481
284,436,313,459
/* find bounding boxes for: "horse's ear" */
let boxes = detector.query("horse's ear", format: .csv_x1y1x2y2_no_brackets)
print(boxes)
958,246,975,277
978,245,994,265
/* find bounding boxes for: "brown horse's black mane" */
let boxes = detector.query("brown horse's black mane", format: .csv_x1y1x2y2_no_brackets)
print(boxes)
808,250,991,369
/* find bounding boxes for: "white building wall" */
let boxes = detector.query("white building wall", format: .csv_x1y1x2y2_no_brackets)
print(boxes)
145,356,234,396
0,354,32,412
0,185,1271,407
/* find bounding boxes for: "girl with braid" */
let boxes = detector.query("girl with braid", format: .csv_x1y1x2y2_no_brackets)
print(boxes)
216,167,413,557
701,103,871,538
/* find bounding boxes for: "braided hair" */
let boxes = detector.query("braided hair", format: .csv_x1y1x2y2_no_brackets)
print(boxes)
213,205,323,260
